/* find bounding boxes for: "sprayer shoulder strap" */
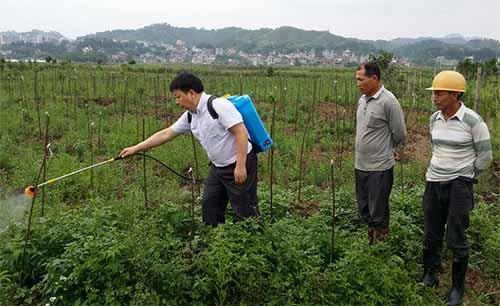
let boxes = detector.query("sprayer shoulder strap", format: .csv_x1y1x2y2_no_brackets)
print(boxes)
206,95,219,119
187,95,219,124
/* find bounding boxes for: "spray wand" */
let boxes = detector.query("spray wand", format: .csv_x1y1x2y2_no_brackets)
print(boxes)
24,156,123,198
23,152,207,199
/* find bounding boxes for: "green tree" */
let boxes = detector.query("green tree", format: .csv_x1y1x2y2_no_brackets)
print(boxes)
266,66,275,77
457,58,498,80
369,51,393,70
482,58,499,76
369,51,403,97
457,58,477,79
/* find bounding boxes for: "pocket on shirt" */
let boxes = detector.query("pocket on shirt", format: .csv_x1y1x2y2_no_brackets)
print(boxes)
207,129,224,140
367,113,387,128
204,121,225,139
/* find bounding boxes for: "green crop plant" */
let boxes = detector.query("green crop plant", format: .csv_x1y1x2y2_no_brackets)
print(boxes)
0,62,498,305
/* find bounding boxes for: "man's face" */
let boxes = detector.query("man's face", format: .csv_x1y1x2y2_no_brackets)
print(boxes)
431,90,458,111
355,68,378,95
173,89,195,110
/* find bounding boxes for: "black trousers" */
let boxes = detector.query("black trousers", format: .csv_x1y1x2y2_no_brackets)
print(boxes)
422,177,475,267
355,167,394,228
202,150,259,226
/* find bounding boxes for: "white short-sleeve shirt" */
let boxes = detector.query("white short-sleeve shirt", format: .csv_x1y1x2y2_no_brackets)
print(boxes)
171,92,252,167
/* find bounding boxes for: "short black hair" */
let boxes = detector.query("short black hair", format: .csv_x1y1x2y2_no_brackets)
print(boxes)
357,61,381,81
169,72,204,93
449,91,464,100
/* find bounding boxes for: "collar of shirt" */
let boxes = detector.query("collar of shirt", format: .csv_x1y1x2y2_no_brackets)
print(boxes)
191,92,209,115
361,85,385,102
435,101,465,122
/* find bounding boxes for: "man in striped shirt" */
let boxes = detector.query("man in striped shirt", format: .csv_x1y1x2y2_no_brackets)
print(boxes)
421,71,492,306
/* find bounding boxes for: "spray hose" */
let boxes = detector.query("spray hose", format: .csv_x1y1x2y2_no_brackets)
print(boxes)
25,154,204,198
135,152,205,183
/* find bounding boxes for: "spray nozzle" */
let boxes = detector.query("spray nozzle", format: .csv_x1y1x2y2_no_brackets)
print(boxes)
24,185,36,198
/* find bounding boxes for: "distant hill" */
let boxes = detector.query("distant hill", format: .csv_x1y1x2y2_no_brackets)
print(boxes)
387,33,484,48
2,24,499,66
0,30,67,42
78,23,500,64
392,39,499,65
79,23,379,54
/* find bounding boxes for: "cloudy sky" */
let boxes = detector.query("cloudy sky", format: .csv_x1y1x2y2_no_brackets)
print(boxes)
2,0,500,40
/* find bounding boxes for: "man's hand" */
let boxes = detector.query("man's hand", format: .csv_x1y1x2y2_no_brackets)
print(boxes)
393,149,402,161
119,127,179,159
119,146,139,158
234,164,247,184
228,123,249,185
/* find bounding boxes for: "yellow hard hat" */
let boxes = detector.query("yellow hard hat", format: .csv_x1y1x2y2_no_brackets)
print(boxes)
426,70,466,92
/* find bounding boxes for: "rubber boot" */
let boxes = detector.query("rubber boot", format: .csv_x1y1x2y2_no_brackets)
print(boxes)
422,265,439,288
422,247,440,288
447,256,467,306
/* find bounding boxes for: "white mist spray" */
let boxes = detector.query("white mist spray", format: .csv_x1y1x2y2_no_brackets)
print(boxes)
0,193,31,233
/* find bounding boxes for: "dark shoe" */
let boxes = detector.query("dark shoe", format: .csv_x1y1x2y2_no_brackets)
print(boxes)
373,227,389,242
422,266,439,288
447,257,468,306
368,227,374,245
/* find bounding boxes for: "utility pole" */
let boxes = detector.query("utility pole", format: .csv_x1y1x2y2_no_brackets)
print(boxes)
474,66,481,112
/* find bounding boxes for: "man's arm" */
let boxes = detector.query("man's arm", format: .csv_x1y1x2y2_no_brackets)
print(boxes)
387,100,407,147
228,123,249,184
472,121,493,177
120,127,179,158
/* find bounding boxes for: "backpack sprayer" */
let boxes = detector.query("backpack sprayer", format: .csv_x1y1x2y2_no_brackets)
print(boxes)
23,94,272,198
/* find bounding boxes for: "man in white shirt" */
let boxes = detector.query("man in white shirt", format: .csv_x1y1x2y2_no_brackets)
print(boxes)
120,72,259,226
421,71,492,306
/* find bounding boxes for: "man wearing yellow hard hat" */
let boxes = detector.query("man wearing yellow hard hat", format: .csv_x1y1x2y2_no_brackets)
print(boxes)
421,70,492,306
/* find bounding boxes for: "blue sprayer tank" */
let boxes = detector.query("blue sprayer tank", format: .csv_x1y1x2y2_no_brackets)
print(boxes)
227,95,273,152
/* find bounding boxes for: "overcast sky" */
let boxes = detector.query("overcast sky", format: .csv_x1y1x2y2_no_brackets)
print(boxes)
2,0,500,41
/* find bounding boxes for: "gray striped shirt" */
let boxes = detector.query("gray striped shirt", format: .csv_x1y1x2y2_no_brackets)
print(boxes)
426,102,492,181
355,86,407,171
